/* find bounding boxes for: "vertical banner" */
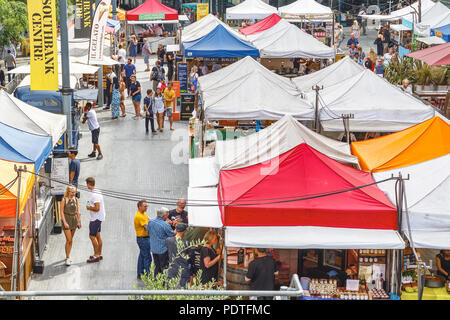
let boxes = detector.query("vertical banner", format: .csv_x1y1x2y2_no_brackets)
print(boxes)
27,0,59,91
88,0,111,64
196,3,209,21
74,0,94,39
177,63,188,93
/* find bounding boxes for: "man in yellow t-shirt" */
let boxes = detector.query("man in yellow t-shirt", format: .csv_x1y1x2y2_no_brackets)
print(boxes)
134,200,151,279
163,81,176,131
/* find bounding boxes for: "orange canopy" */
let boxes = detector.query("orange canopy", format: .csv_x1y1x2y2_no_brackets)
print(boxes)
109,7,126,21
0,159,35,218
351,116,450,172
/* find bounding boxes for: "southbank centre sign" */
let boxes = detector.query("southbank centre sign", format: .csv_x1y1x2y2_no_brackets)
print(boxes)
27,0,58,91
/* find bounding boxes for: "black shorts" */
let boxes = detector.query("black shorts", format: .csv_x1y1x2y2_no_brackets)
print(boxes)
89,219,102,237
91,128,100,145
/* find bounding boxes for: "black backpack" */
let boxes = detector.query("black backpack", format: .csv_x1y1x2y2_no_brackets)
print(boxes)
364,59,372,69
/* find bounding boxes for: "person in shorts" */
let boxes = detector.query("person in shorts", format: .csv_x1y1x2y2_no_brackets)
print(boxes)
85,177,105,263
129,75,142,119
163,81,176,131
82,102,103,160
142,38,151,71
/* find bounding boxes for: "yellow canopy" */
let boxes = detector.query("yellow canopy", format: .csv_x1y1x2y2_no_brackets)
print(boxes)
351,116,450,172
109,7,126,21
0,159,35,218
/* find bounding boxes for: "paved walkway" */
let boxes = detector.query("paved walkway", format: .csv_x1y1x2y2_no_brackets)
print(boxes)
27,56,189,299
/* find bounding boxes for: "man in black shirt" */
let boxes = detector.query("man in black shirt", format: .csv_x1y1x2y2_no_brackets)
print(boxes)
166,51,175,81
166,223,191,287
245,248,278,300
382,26,390,54
167,198,188,229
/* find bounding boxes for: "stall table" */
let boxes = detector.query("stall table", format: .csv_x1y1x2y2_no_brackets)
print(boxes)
401,287,450,300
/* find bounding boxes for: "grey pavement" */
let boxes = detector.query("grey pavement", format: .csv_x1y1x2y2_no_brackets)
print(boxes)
27,56,189,299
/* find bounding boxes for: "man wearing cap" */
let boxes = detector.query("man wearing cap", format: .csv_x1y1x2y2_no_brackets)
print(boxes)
148,207,175,276
166,223,191,287
135,200,152,279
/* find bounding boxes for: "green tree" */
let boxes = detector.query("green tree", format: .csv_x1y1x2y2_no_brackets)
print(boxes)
0,0,28,46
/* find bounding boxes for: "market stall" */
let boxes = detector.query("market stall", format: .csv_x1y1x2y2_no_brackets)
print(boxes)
390,24,412,56
0,122,53,291
238,13,281,35
245,18,335,59
307,69,436,132
406,42,450,65
414,2,450,38
225,0,277,23
188,142,405,296
126,0,178,22
351,116,450,172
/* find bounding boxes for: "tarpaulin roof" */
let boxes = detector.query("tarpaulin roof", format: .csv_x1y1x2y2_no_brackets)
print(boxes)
106,18,121,33
0,122,52,172
218,143,398,229
415,2,450,37
226,0,277,20
239,13,281,35
0,90,66,147
431,23,450,42
351,116,450,172
374,153,450,249
292,56,364,92
182,14,248,42
7,61,99,74
0,159,35,218
406,41,450,65
278,0,333,21
126,0,178,21
308,69,435,132
199,57,312,119
189,115,359,188
416,36,446,45
246,18,335,58
183,25,259,58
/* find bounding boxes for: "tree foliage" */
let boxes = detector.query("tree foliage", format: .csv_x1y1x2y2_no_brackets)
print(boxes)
0,0,28,46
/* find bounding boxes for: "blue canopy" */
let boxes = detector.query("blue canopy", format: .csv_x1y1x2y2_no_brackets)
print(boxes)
107,19,121,33
182,24,259,58
431,23,450,42
0,122,52,172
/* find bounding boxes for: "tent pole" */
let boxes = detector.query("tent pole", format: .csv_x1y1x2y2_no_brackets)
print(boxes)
223,227,227,290
11,165,23,293
313,85,322,132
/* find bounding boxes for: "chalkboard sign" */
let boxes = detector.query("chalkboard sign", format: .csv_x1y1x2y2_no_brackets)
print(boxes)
180,93,195,120
178,62,188,93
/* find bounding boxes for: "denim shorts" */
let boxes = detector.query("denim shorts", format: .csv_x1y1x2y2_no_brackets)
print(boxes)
132,94,141,102
89,219,102,237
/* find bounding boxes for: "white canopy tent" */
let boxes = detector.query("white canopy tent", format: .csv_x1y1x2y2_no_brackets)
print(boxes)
198,56,299,95
416,36,446,45
18,74,79,90
374,154,450,249
181,14,248,42
0,90,66,146
187,185,404,249
71,55,120,66
360,0,436,22
226,0,278,20
307,69,436,132
189,115,359,188
414,2,450,37
246,18,335,58
292,56,364,92
278,0,333,22
6,61,99,75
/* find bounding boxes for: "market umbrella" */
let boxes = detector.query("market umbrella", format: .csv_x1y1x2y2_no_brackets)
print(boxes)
405,42,450,65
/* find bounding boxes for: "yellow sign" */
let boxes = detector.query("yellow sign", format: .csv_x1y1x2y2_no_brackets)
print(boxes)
27,0,59,91
435,30,443,39
197,3,209,21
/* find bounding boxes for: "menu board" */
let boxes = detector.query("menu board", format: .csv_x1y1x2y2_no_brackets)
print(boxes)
51,157,69,195
177,62,188,93
180,93,195,120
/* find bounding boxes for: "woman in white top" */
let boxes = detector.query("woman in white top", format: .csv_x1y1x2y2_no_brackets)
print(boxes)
351,20,360,39
154,87,166,132
190,66,199,92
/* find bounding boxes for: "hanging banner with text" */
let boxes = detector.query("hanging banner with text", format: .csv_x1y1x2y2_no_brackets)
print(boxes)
88,0,111,64
196,3,209,21
74,0,93,39
27,0,59,91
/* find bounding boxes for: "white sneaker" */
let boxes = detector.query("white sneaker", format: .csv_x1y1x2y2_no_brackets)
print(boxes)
65,258,71,266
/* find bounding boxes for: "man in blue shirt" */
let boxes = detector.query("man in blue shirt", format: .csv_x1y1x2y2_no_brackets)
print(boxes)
346,33,359,48
375,58,385,77
148,207,174,276
123,58,136,97
68,149,80,188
